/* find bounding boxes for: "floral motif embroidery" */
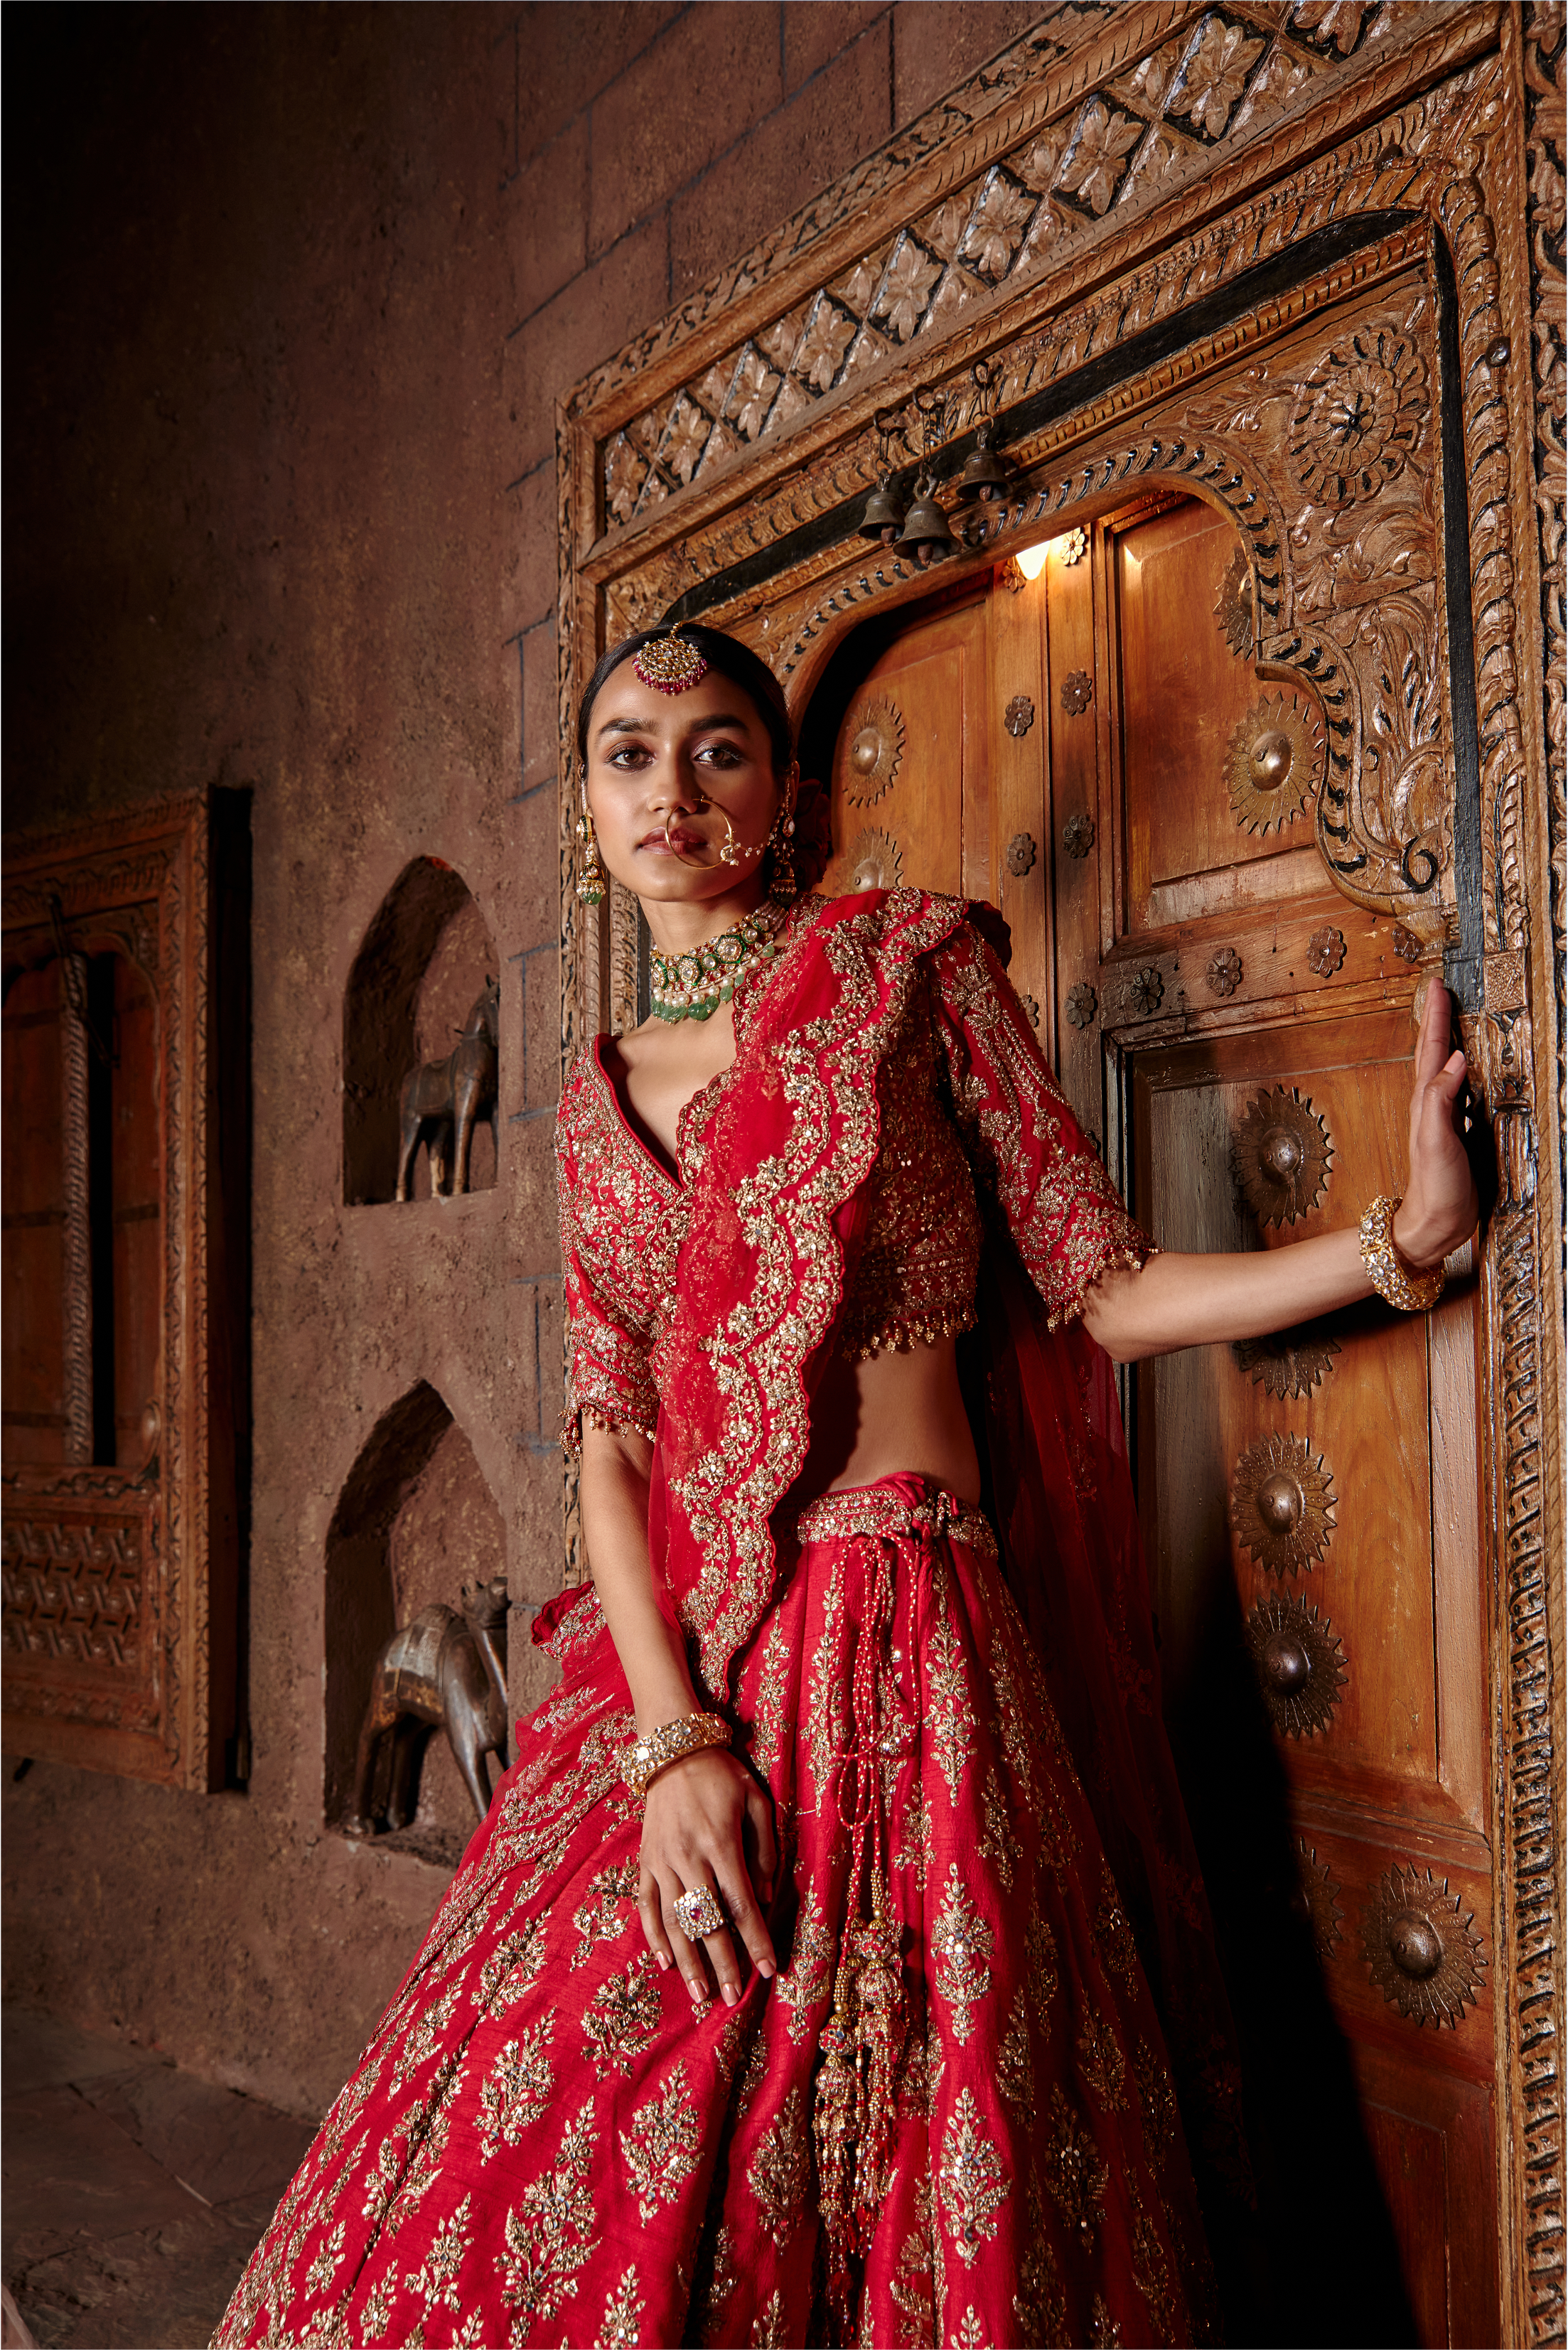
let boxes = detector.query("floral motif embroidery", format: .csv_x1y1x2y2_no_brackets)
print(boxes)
569,1860,640,1969
1129,2182,1179,2342
388,1980,461,2095
403,2189,473,2317
478,2017,556,2158
592,2264,645,2347
775,1882,836,2042
1134,2039,1177,2166
889,2209,936,2344
748,2086,810,2249
1042,2086,1107,2247
1093,1874,1139,1992
621,2060,702,2220
303,2218,346,2297
938,2088,1011,2265
581,1953,665,2078
997,1990,1036,2118
478,1914,549,2010
978,1762,1021,1890
932,1867,994,2044
1076,2010,1128,2113
497,2102,600,2333
925,1562,977,1801
1013,2178,1067,2343
1025,1906,1060,2024
750,2288,792,2346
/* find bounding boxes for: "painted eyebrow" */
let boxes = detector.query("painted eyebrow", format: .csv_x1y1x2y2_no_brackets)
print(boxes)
594,710,754,742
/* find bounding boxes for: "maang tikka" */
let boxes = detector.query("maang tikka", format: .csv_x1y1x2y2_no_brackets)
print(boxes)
633,621,708,696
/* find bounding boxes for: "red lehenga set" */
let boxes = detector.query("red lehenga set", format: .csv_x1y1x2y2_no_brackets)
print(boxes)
216,890,1253,2350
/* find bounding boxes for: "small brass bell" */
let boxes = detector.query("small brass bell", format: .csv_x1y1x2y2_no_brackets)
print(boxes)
858,474,906,544
896,477,955,567
955,422,1008,503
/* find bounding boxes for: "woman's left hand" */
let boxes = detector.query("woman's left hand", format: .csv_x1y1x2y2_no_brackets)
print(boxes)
1394,980,1480,1270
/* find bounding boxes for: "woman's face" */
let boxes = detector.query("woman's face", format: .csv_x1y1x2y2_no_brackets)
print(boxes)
583,662,783,911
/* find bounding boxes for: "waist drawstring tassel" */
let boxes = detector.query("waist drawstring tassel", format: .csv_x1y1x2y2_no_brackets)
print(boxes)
813,1536,908,2337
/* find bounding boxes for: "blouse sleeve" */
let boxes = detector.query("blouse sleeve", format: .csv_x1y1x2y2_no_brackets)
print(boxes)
931,918,1155,1326
555,1090,662,1455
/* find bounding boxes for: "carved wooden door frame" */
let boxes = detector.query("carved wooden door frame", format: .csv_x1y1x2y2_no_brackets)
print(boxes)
554,6,1564,2336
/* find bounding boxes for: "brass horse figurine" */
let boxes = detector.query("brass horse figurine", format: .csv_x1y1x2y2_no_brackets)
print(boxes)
394,976,499,1201
343,1576,510,1835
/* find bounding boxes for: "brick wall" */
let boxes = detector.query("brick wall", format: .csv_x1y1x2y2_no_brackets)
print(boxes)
1,0,1056,2114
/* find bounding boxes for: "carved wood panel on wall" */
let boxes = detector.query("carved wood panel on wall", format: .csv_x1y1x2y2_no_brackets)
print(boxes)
556,5,1565,2340
1,796,247,1791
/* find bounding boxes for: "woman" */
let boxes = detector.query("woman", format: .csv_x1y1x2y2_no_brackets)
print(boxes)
216,623,1476,2350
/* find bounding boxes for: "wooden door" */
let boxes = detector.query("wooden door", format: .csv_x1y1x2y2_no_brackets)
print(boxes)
816,493,1496,2344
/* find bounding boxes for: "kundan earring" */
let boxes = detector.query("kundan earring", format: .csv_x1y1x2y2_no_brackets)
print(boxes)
575,806,606,906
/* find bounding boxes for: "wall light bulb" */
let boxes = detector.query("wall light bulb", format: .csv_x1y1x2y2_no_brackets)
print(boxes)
1015,543,1050,579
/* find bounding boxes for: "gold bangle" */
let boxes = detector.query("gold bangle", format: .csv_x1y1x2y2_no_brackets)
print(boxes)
623,1712,733,1803
1359,1193,1446,1312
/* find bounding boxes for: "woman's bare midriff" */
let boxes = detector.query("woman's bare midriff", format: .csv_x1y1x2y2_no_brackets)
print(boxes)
796,1332,981,1506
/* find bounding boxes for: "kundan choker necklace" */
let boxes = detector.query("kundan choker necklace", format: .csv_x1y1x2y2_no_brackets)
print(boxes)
649,904,783,1023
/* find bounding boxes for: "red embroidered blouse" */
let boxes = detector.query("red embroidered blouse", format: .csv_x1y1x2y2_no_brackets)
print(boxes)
556,897,1151,1452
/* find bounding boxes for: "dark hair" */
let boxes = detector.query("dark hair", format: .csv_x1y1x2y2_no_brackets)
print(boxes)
574,624,794,780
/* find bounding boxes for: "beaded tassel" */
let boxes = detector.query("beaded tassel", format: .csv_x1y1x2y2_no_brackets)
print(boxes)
812,1539,908,2336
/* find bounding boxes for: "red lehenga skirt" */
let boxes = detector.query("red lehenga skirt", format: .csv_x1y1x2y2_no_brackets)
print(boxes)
215,1475,1217,2349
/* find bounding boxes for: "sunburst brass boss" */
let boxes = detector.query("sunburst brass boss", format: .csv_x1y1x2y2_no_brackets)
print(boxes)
1225,690,1325,835
1362,1864,1486,2028
1245,1592,1347,1737
1233,1085,1333,1225
845,825,903,892
841,697,905,807
1231,1430,1336,1574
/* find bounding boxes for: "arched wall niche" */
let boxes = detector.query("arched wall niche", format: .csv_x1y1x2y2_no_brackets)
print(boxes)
552,11,1565,2345
323,1379,506,1863
342,857,500,1207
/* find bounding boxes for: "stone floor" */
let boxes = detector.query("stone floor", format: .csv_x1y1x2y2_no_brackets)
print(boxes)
2,2007,315,2350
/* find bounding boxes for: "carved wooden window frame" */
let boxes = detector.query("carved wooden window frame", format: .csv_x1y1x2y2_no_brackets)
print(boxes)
2,794,244,1791
553,6,1565,2338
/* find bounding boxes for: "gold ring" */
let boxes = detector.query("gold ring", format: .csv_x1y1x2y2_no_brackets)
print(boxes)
673,1884,726,1940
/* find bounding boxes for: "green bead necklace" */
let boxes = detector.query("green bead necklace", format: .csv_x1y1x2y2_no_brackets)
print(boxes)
649,905,782,1024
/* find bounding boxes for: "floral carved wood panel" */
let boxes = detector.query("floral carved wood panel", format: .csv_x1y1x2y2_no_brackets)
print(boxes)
1,796,245,1790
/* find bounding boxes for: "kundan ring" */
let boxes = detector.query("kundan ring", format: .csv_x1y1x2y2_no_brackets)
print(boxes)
673,1885,727,1941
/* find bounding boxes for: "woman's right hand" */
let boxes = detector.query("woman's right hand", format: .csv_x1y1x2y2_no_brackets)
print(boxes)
638,1747,778,2005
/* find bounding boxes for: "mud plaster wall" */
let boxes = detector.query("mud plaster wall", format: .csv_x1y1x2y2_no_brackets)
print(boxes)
1,0,1057,2120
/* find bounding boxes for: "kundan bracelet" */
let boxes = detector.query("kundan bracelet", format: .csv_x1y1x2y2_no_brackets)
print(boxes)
1359,1193,1446,1313
623,1712,734,1803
